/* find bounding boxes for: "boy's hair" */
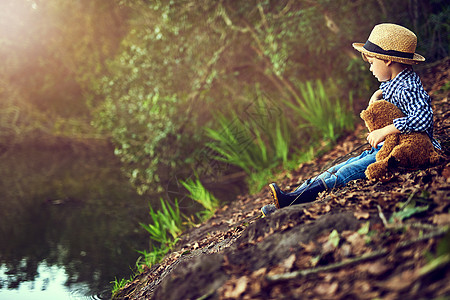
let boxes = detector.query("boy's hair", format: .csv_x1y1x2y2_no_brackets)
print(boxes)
361,53,411,70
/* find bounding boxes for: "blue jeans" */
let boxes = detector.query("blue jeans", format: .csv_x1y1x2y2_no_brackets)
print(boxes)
298,146,380,190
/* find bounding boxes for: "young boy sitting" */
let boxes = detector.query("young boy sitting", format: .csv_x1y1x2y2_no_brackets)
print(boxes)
262,23,441,217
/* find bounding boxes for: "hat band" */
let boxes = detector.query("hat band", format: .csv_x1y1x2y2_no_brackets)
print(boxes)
363,40,414,59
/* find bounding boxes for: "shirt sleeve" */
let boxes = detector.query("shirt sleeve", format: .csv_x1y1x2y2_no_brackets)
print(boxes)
392,87,433,133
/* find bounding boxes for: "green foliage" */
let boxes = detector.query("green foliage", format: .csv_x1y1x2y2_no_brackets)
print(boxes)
135,246,170,272
113,198,184,292
382,1,450,61
2,0,449,193
205,96,292,175
111,276,132,297
95,91,188,194
203,79,354,191
390,192,431,223
438,81,450,93
390,201,430,223
357,221,370,235
328,229,340,248
180,177,219,221
285,80,354,143
93,0,449,196
93,0,367,194
420,229,450,277
248,168,280,194
435,229,450,258
135,197,184,276
139,198,184,246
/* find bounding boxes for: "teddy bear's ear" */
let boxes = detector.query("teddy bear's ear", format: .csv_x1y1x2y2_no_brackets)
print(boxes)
360,109,369,120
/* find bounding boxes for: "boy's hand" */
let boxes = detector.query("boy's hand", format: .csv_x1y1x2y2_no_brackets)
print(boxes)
367,124,400,148
367,129,386,148
369,89,383,105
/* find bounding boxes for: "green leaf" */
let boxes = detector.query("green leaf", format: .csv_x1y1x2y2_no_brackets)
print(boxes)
357,221,370,235
390,201,430,223
328,229,340,248
419,254,450,276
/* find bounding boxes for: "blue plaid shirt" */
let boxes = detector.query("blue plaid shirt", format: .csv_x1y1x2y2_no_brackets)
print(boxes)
380,68,441,149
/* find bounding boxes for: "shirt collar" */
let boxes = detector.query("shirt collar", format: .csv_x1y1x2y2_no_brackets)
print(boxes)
380,68,412,99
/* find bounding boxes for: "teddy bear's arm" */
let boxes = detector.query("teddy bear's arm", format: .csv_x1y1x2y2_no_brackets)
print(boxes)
376,134,399,161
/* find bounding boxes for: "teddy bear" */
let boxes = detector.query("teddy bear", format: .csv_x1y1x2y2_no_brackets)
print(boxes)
360,100,440,182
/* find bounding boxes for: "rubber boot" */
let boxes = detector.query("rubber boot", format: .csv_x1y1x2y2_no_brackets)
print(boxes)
269,180,327,208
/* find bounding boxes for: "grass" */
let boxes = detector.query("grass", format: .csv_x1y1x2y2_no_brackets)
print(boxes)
139,198,184,246
205,95,292,184
135,245,170,271
112,178,222,295
111,275,133,297
285,79,354,143
111,197,185,294
180,176,219,221
205,80,354,191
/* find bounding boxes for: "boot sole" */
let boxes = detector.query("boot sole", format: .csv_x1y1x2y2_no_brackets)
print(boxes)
269,183,281,209
260,206,269,217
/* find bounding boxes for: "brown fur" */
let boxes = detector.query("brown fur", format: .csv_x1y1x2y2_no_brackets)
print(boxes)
360,100,440,181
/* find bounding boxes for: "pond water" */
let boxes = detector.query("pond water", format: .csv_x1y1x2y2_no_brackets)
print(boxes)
0,146,155,299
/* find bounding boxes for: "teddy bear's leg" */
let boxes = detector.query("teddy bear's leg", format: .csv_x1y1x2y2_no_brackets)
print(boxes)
388,144,415,168
365,159,390,181
430,151,440,165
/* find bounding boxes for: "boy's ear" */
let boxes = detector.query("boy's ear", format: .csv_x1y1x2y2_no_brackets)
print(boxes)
385,60,393,66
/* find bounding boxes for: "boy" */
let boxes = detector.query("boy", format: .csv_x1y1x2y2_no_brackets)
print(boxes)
262,23,441,216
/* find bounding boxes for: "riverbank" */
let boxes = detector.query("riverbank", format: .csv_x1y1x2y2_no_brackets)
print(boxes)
114,57,450,299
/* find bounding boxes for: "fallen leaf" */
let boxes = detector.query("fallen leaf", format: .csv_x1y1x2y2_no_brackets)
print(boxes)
281,254,296,271
432,213,450,225
354,210,370,220
353,280,371,293
345,232,367,255
338,243,352,258
378,269,417,292
441,165,450,180
303,208,319,219
300,241,317,253
223,276,249,299
358,261,390,277
314,281,339,296
251,267,267,278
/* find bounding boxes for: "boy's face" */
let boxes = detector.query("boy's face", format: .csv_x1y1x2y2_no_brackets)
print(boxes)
367,56,392,82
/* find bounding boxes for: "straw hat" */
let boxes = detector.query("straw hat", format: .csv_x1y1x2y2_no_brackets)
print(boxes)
352,23,425,65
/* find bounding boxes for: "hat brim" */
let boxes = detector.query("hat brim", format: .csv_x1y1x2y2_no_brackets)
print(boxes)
352,42,425,65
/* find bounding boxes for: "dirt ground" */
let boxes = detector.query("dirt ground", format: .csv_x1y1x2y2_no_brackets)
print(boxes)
113,57,450,300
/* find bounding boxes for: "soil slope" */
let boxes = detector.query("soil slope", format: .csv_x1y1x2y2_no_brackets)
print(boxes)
114,58,450,300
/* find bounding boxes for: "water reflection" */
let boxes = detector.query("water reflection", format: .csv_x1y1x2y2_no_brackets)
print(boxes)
0,263,91,299
0,146,151,299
